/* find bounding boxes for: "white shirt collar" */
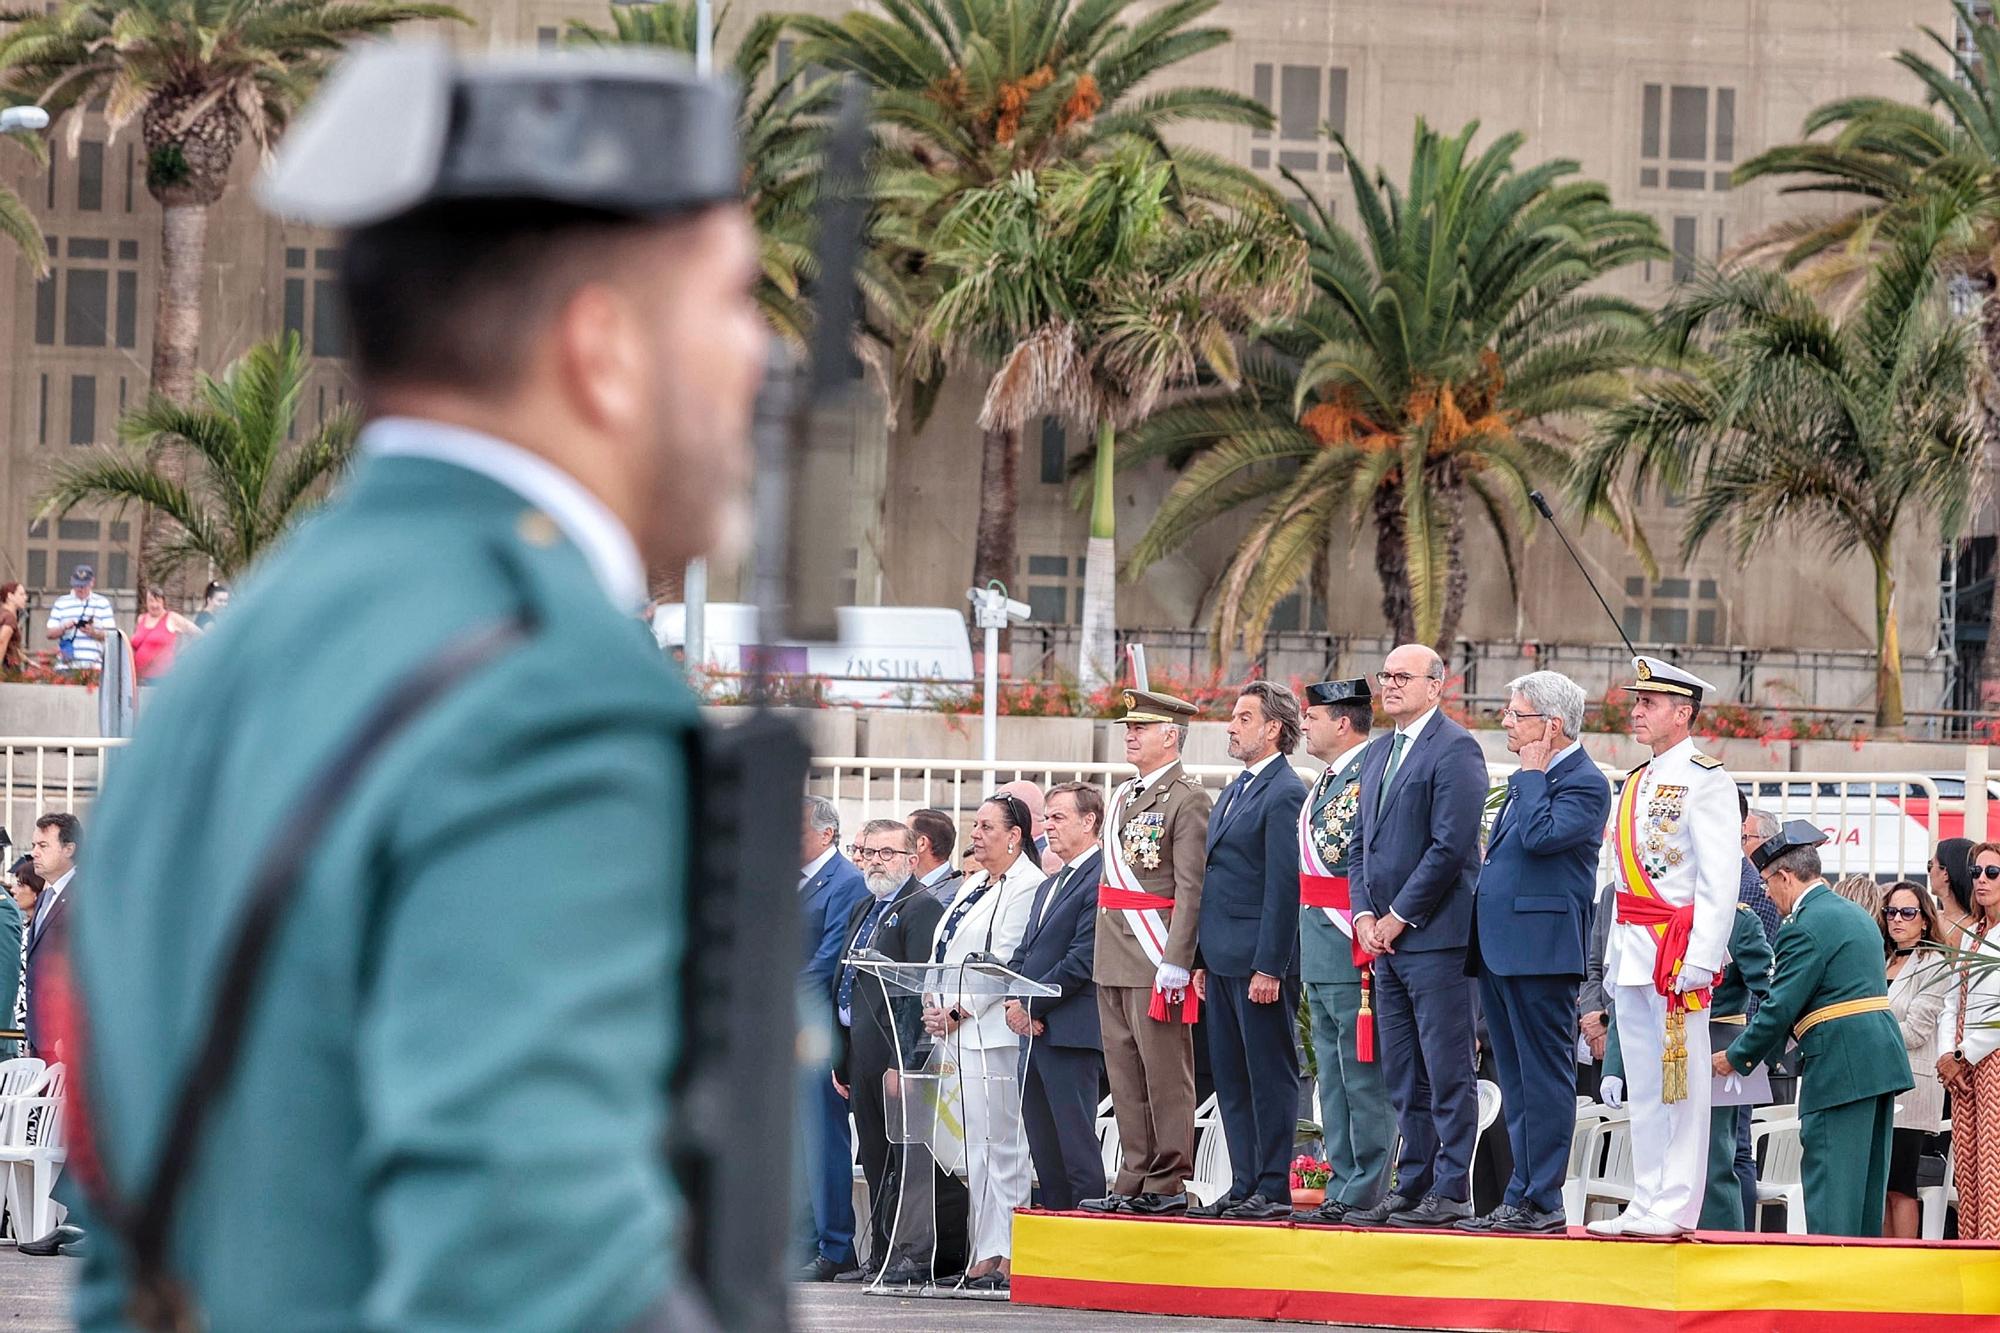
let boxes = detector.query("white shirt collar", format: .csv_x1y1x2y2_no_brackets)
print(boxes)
801,845,837,884
363,417,649,613
1137,762,1178,792
921,861,953,887
1242,753,1281,779
1061,847,1095,873
1329,739,1371,775
1396,706,1439,742
38,867,74,920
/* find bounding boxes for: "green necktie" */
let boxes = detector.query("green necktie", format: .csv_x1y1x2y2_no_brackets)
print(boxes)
1376,731,1410,818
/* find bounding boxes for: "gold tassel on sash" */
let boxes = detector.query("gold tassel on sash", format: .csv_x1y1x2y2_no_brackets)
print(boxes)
1662,1001,1688,1103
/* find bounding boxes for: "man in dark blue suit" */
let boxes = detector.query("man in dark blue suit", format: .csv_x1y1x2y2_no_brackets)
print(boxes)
1460,671,1612,1233
1192,681,1309,1221
1004,782,1107,1211
798,796,870,1280
1348,645,1489,1229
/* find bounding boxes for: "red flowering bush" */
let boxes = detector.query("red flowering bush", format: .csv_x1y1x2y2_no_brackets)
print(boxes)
1289,1154,1331,1191
8,652,99,689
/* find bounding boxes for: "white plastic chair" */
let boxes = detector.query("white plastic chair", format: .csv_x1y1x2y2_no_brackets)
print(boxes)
0,1064,66,1245
1574,1106,1634,1223
0,1058,44,1099
1751,1117,1807,1234
1095,1095,1119,1187
1920,1124,1956,1240
1475,1079,1502,1140
1561,1102,1611,1225
1188,1118,1233,1207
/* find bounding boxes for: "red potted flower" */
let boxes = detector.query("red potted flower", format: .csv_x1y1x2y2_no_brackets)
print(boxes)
1289,1154,1332,1208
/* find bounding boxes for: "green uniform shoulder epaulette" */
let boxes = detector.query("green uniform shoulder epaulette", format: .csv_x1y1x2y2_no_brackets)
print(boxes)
1691,753,1725,770
1736,903,1753,913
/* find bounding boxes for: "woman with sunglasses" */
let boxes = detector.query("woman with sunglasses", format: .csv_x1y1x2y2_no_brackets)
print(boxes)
921,791,1045,1291
1937,842,2000,1238
1881,881,1946,1237
1932,838,1978,946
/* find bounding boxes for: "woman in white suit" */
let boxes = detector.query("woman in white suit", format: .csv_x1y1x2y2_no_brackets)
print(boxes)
922,791,1044,1291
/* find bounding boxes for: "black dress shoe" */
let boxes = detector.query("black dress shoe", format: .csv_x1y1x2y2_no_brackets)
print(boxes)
965,1271,1011,1292
1295,1198,1351,1225
1511,1205,1569,1233
1454,1203,1525,1232
18,1224,84,1257
834,1262,880,1283
1386,1193,1472,1228
876,1260,929,1287
1221,1193,1291,1220
1343,1193,1419,1227
1187,1193,1242,1218
1077,1192,1135,1214
795,1255,859,1282
1126,1191,1190,1215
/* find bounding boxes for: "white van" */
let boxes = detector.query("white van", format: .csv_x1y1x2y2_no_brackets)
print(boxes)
652,603,976,707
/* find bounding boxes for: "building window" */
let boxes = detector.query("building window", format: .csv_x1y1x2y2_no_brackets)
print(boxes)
1039,418,1068,485
1671,215,1697,283
1250,63,1347,174
26,515,135,593
1622,576,1721,646
76,139,103,211
536,25,558,49
34,235,142,349
283,246,347,357
1640,84,1737,192
69,374,96,444
1025,554,1081,623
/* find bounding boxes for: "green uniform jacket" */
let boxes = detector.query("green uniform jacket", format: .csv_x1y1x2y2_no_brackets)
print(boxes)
0,894,20,1058
74,455,698,1331
1299,747,1367,985
1604,905,1770,1080
1723,885,1913,1113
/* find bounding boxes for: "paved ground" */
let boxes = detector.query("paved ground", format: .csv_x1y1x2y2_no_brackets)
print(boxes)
0,1253,1386,1331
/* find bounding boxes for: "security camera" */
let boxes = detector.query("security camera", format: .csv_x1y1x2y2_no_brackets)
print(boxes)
966,585,1032,630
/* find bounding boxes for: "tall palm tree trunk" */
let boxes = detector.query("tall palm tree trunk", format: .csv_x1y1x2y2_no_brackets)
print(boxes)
1981,287,2000,711
1371,487,1416,645
1077,420,1117,691
1874,546,1906,730
974,424,1020,653
1433,478,1470,656
139,199,211,589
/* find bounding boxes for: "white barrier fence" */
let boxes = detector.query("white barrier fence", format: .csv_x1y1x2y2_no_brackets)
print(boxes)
0,738,1950,884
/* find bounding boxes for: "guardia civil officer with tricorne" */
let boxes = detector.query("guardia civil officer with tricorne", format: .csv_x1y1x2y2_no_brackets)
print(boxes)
66,43,764,1331
1713,821,1911,1236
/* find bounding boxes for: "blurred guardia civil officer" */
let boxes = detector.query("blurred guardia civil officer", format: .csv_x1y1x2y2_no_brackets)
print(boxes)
67,43,763,1332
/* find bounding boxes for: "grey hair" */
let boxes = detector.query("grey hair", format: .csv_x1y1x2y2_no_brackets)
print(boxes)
1766,844,1822,884
1505,670,1586,737
804,795,840,838
857,818,913,852
1745,808,1782,841
1168,722,1189,752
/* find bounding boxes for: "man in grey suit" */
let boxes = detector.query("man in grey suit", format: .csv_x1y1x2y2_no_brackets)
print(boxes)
1346,644,1489,1229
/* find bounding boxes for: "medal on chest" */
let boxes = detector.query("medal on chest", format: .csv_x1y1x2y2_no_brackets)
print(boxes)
1642,783,1688,880
1122,810,1167,871
1311,783,1360,865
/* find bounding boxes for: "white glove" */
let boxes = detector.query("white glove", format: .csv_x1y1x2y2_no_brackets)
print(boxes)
1155,963,1191,993
1673,964,1716,994
1600,1076,1625,1109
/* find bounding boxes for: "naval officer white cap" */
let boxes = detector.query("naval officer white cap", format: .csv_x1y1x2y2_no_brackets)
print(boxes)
257,41,741,230
1625,654,1717,704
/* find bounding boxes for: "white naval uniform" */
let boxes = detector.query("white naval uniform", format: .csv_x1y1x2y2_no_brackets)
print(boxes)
927,853,1043,1261
1604,736,1741,1231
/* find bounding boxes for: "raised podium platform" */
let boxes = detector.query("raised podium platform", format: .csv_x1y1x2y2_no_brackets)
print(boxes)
1011,1211,2000,1331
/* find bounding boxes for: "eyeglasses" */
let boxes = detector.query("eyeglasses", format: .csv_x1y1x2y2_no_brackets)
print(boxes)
1883,906,1923,922
1976,866,2000,882
985,792,1032,833
1375,671,1440,688
848,844,908,863
1494,708,1545,723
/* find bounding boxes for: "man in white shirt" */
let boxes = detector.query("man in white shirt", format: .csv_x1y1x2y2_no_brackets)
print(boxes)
46,565,115,672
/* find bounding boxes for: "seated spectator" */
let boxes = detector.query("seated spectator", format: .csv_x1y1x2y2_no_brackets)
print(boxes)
0,581,26,677
1832,874,1883,918
132,584,203,682
1881,881,1946,1238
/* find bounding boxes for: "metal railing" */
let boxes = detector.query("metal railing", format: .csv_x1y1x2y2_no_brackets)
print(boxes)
0,739,1947,884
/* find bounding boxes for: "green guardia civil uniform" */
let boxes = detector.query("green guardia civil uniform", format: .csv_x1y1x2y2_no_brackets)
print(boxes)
0,893,21,1059
1298,741,1393,1207
1720,884,1912,1237
1698,905,1772,1230
69,43,746,1331
1603,906,1770,1228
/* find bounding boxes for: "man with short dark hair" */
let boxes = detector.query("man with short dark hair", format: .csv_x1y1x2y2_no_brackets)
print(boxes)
1192,682,1307,1220
1005,782,1106,1212
70,44,767,1328
908,808,963,907
24,812,79,1061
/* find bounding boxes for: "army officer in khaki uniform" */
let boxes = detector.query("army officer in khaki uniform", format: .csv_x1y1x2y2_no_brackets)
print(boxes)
68,45,763,1332
1080,690,1211,1216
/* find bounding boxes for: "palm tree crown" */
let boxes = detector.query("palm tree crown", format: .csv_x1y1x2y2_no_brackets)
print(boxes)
1571,212,1981,728
1124,119,1665,656
38,333,358,582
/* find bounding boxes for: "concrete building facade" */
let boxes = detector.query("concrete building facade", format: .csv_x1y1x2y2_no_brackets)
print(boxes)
0,0,1979,714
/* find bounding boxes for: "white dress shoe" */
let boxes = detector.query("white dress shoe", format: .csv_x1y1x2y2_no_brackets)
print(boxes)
1584,1214,1630,1237
1618,1212,1690,1238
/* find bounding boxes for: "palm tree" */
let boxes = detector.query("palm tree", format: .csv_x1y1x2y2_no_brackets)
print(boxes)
1732,21,2000,710
0,96,48,274
0,0,462,403
1122,120,1665,656
1570,212,1982,729
37,333,357,582
915,146,1307,686
793,0,1272,614
565,1,838,344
